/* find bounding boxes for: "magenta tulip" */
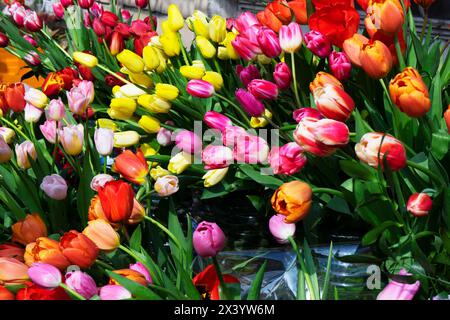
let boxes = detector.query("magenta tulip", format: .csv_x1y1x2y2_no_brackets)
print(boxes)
273,62,292,91
268,142,307,175
52,2,65,20
292,108,323,123
40,174,68,200
129,262,152,284
235,89,264,117
257,27,282,58
328,51,352,81
204,111,232,132
202,145,233,170
186,80,215,98
10,3,26,27
377,269,420,300
236,64,261,87
99,285,131,300
269,214,296,244
78,0,94,9
247,79,278,100
23,35,37,47
193,221,226,258
233,134,269,164
65,271,98,299
23,10,42,32
28,263,62,288
304,30,332,59
407,193,433,217
175,130,202,154
231,35,260,61
24,51,40,66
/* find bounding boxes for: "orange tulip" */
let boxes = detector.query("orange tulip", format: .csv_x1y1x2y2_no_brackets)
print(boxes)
257,8,283,33
60,230,99,269
366,0,404,36
11,213,48,246
83,219,120,252
0,257,29,285
3,82,26,113
309,71,343,92
444,106,450,134
109,269,148,286
0,285,15,300
128,198,146,225
359,40,393,79
389,67,431,117
271,181,313,223
113,149,149,185
343,34,369,67
24,237,70,270
257,0,307,32
0,243,25,262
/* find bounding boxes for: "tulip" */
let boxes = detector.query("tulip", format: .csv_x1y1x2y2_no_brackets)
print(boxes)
202,145,233,170
24,88,47,109
273,62,292,91
92,18,106,36
0,127,15,144
154,175,179,197
23,11,42,32
129,262,152,283
94,128,114,157
4,82,26,113
15,140,37,169
279,22,302,53
271,181,312,223
110,269,148,286
97,119,118,132
407,193,433,217
269,214,296,244
204,111,232,132
40,174,68,200
367,0,404,36
0,286,14,300
160,32,180,57
231,35,260,61
83,219,120,251
12,213,47,246
186,80,215,98
138,115,161,134
23,35,37,47
101,11,118,28
268,142,307,176
137,95,169,114
15,283,70,300
312,84,355,122
294,117,349,157
116,49,144,74
113,131,140,148
234,134,269,164
108,32,124,56
207,15,226,43
52,2,64,19
359,40,393,79
310,71,343,92
355,132,406,171
168,151,193,174
78,0,94,9
67,81,94,115
25,238,70,270
72,51,98,68
135,0,148,8
304,30,332,59
127,198,146,225
11,5,26,27
98,180,135,223
0,137,12,164
156,127,172,147
155,83,179,101
377,269,420,300
222,126,247,148
142,46,160,71
99,285,131,300
46,98,66,121
389,67,431,118
39,120,58,144
0,257,29,285
167,4,184,32
193,221,226,258
202,72,224,91
0,32,9,47
175,130,202,154
236,64,261,87
235,89,265,117
293,108,323,123
180,65,205,79
0,243,24,262
413,0,434,9
58,124,84,156
250,108,274,128
109,97,137,118
445,107,450,134
150,166,171,181
202,168,229,188
192,263,240,300
256,27,282,58
343,34,369,68
65,271,98,299
114,149,149,185
28,263,61,288
90,174,114,192
328,52,352,81
247,79,279,101
60,0,73,8
195,36,217,59
24,103,43,123
60,231,99,269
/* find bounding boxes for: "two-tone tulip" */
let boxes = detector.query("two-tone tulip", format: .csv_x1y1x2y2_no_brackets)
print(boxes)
114,149,149,185
154,175,179,197
268,142,307,176
312,84,355,122
271,181,312,223
343,34,369,68
58,124,84,156
269,214,296,244
273,62,292,90
24,88,47,109
24,103,43,123
83,219,120,252
279,22,302,53
235,89,264,117
202,145,233,170
15,140,37,169
367,0,405,36
257,27,282,58
204,111,232,132
247,79,279,101
407,193,433,217
202,168,229,187
137,94,171,114
304,30,332,58
186,80,215,98
46,98,66,121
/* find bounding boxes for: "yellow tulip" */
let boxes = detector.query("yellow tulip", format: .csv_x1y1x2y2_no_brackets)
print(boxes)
155,49,167,73
112,85,121,95
137,94,171,114
155,83,179,101
138,115,160,133
160,32,180,57
73,51,98,68
150,166,171,180
110,98,137,113
202,167,229,187
168,151,192,174
140,143,157,158
107,108,134,121
222,32,239,60
0,127,15,143
167,4,184,32
250,109,273,128
129,72,153,87
202,71,223,91
113,131,140,148
217,47,230,60
97,118,118,132
116,49,145,74
209,15,227,43
180,65,205,79
161,20,172,34
196,36,216,59
187,11,209,38
142,46,160,70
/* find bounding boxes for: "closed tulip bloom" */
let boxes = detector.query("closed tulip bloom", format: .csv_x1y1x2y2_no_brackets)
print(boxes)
114,149,149,185
407,193,433,217
186,80,215,98
193,221,226,258
25,51,41,67
0,127,15,144
313,84,355,122
137,94,171,114
142,46,160,70
89,174,114,193
279,22,302,53
445,107,450,134
109,97,137,118
248,79,279,100
83,219,120,251
24,88,47,109
135,0,148,9
204,111,232,132
389,67,431,118
0,257,29,285
12,213,47,246
154,175,179,197
231,35,260,61
40,174,68,200
413,0,434,9
15,140,37,169
39,120,59,144
116,49,144,74
97,118,118,132
72,51,98,68
110,269,148,286
23,11,42,32
196,36,217,59
129,262,152,284
167,4,184,31
150,166,171,180
157,127,173,146
59,124,84,156
328,52,352,81
67,81,94,115
269,214,296,244
343,34,369,67
236,64,261,87
98,180,135,223
377,269,420,300
273,62,292,90
175,130,202,154
46,98,65,121
168,151,193,174
180,65,205,79
202,167,229,188
127,198,146,225
310,71,343,92
78,0,94,9
293,108,323,123
0,243,25,261
94,128,114,156
202,145,233,170
257,27,282,58
4,82,26,113
24,103,43,123
234,134,269,164
355,132,406,171
222,126,247,148
28,263,61,288
0,137,12,164
294,117,350,157
359,40,393,79
25,237,70,270
100,285,131,300
271,181,312,223
113,131,140,148
209,15,227,43
367,0,404,36
235,89,265,117
65,271,98,299
0,32,9,47
160,32,180,57
155,83,179,101
268,142,307,175
304,30,332,58
60,231,98,269
202,72,224,91
138,115,161,134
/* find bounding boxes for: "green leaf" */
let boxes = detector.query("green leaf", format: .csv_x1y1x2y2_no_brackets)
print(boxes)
129,225,142,252
247,260,267,300
431,131,450,160
362,221,403,246
339,160,375,181
239,164,283,189
321,242,333,300
106,270,162,300
337,254,383,264
303,240,320,300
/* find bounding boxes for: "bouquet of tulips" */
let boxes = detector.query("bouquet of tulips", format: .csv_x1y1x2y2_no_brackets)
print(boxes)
0,0,449,301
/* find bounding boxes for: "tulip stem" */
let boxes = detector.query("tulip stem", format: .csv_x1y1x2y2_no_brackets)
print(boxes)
290,52,302,109
59,283,86,300
95,259,113,270
215,93,251,128
0,117,31,141
103,156,107,174
394,34,406,71
212,256,230,300
312,188,345,199
420,8,429,42
177,32,190,66
406,160,446,189
96,64,138,89
379,79,399,138
143,215,183,250
40,29,72,61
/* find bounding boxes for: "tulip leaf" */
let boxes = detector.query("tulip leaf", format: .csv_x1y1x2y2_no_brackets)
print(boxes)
361,221,403,246
247,260,267,300
106,270,162,300
239,164,283,189
129,225,142,252
339,160,375,181
431,131,450,160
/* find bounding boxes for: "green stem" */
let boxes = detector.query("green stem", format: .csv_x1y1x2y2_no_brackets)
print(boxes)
59,283,86,300
288,236,317,300
212,256,230,300
406,160,446,189
394,34,406,70
95,259,113,270
177,32,190,66
0,117,31,141
213,58,221,73
40,29,72,61
290,52,302,108
379,79,399,138
280,124,297,131
419,8,429,42
103,156,107,174
143,215,182,250
312,188,345,199
215,93,251,128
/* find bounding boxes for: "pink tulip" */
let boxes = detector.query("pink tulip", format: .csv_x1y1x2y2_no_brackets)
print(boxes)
304,30,332,59
312,84,355,122
28,263,62,288
23,10,42,32
47,98,66,121
293,108,323,123
24,51,40,66
328,51,352,81
279,22,302,53
90,2,104,17
236,64,261,87
157,127,173,146
234,134,269,164
175,130,202,154
407,193,433,217
129,262,152,284
40,174,68,200
23,35,37,47
24,103,43,123
234,12,260,34
99,285,131,300
83,10,92,28
247,79,278,100
377,269,420,300
60,0,73,7
202,145,233,170
231,35,260,61
52,2,65,19
294,118,349,157
193,221,226,258
0,32,9,47
92,18,106,37
94,128,114,156
257,27,282,58
78,0,94,9
273,62,292,91
10,3,26,27
268,142,307,175
121,9,131,21
204,111,232,133
186,80,215,98
15,140,37,169
58,124,84,156
0,137,12,164
40,120,59,144
235,89,264,117
67,81,94,115
269,214,296,244
222,126,247,148
90,174,114,191
65,271,98,299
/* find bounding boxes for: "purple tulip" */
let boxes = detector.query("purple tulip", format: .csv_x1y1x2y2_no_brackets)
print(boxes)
235,89,265,117
65,271,98,299
40,174,68,200
99,285,132,300
193,221,226,258
28,262,62,288
377,269,420,300
269,214,296,244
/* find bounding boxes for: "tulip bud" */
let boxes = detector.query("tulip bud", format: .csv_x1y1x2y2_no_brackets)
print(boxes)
193,221,226,257
135,0,148,9
113,150,149,185
154,175,179,197
15,140,37,169
202,71,224,91
23,11,43,32
445,107,450,134
24,51,40,66
155,127,171,146
58,124,84,156
328,52,352,81
90,174,114,192
119,84,146,99
28,263,61,288
73,51,98,68
40,174,68,200
180,65,205,79
138,115,161,134
0,137,12,164
222,126,247,148
196,36,217,59
304,30,332,58
0,32,9,47
150,166,171,180
167,4,184,32
257,27,282,58
269,214,296,244
236,64,261,87
273,62,292,91
24,103,43,123
204,111,232,132
360,40,393,79
99,285,131,300
248,79,279,100
52,2,65,19
175,130,202,154
60,0,73,8
129,262,152,283
65,271,98,299
271,181,312,223
39,120,58,144
113,131,140,148
168,151,192,174
202,167,229,188
312,84,355,122
208,15,226,43
186,79,215,98
116,49,144,74
160,31,180,57
235,89,264,117
407,193,433,217
279,22,302,53
231,35,260,61
155,83,179,101
46,98,66,121
92,18,106,37
83,219,120,251
250,109,272,128
142,46,160,71
23,35,37,47
94,128,114,156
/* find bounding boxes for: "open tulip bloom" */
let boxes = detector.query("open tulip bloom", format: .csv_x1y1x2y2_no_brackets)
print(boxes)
0,0,448,302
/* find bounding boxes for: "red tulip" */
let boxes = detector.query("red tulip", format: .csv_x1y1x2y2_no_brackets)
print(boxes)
0,285,14,300
113,149,149,185
98,180,135,223
135,0,148,9
16,282,70,300
407,193,433,217
4,83,26,113
78,0,93,9
192,264,239,300
60,230,99,269
0,243,25,262
0,32,9,47
101,11,119,28
312,0,354,10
